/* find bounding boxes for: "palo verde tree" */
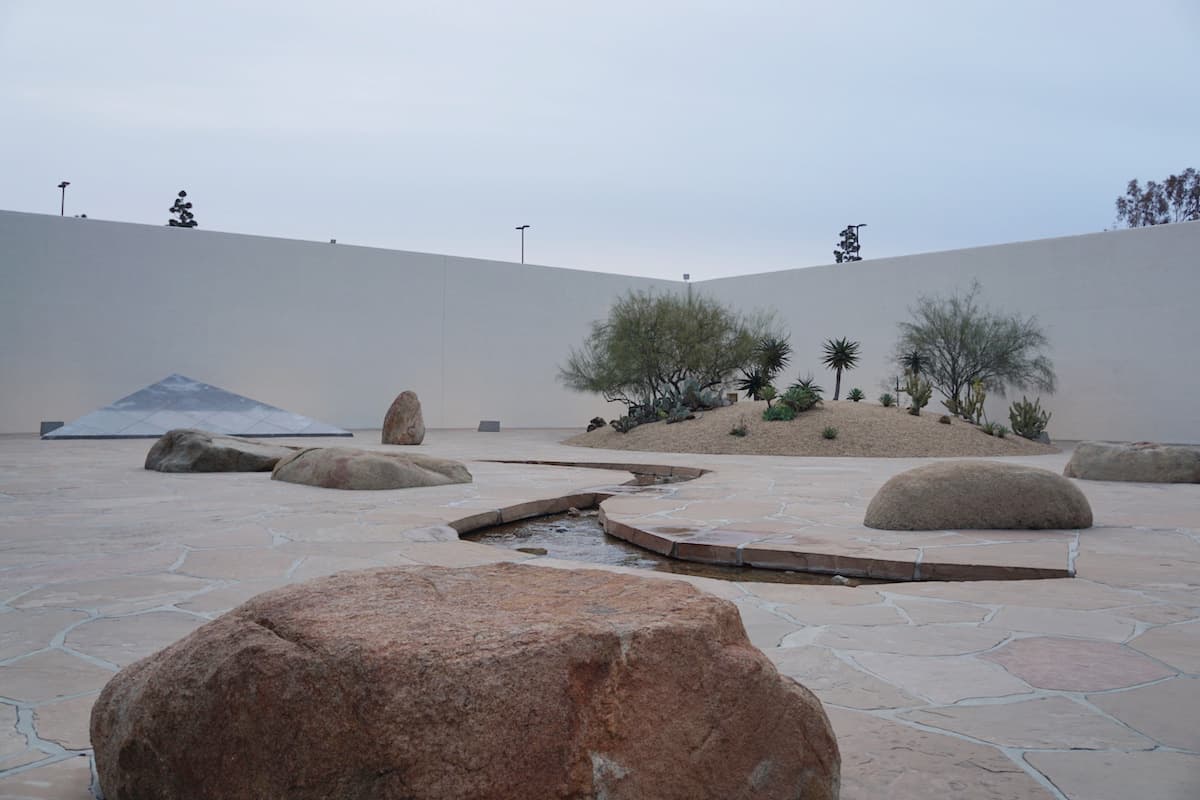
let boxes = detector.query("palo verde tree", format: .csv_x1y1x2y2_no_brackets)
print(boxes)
168,190,197,228
559,289,769,411
895,281,1055,412
1114,168,1199,227
821,337,861,400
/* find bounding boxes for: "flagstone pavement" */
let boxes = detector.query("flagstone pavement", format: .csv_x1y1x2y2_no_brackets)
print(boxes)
0,430,1196,799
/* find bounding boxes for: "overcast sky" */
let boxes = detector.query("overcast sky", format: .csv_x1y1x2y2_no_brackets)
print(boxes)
2,1,1197,279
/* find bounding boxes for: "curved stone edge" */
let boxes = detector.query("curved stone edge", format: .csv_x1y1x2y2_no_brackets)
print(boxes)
455,461,1073,582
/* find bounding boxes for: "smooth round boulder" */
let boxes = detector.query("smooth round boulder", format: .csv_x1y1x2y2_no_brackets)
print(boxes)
382,390,425,445
864,461,1093,530
271,446,470,489
90,563,840,800
145,429,299,472
1064,441,1200,483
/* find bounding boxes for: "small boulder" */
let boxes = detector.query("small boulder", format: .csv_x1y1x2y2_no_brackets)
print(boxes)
382,390,425,445
272,447,471,490
1064,441,1200,483
91,563,839,800
864,461,1093,530
145,429,299,472
586,416,607,432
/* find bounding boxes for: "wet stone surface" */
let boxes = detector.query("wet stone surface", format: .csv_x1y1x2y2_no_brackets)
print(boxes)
466,512,882,586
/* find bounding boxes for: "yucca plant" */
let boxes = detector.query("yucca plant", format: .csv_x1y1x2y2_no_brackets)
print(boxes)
789,374,824,398
847,388,865,402
899,349,926,376
735,368,772,401
754,336,792,379
822,337,861,400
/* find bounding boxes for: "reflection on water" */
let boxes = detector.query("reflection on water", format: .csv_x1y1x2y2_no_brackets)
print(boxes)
465,511,882,586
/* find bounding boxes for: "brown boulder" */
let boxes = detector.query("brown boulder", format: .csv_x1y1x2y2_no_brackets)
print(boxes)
91,563,840,800
1064,441,1200,483
864,461,1092,530
271,446,470,490
145,429,299,472
382,390,425,445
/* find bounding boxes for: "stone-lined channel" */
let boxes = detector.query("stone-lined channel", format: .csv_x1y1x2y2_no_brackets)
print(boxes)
465,511,883,586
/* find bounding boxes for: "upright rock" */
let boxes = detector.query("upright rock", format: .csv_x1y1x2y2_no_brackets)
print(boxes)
865,461,1093,530
91,563,840,800
145,429,299,472
1064,441,1200,483
271,447,471,490
382,390,425,445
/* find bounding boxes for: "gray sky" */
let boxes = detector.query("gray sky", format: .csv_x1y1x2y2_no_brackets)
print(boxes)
2,1,1197,280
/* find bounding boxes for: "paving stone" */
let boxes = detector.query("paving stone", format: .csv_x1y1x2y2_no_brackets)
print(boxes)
851,652,1034,704
984,637,1176,691
983,605,1135,642
900,696,1153,750
1119,604,1198,625
0,650,113,703
33,694,95,750
815,623,1009,656
172,579,290,615
889,596,991,624
885,577,1144,610
0,703,29,765
176,548,298,580
1088,676,1200,751
287,555,389,582
767,647,921,710
1127,620,1200,673
177,525,274,548
1025,750,1200,800
388,540,529,567
773,601,905,626
733,600,804,648
828,707,1056,800
11,574,211,615
0,753,95,799
0,609,88,661
743,583,883,606
64,612,204,668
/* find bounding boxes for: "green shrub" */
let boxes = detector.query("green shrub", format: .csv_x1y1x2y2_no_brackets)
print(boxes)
821,426,839,440
762,404,796,422
789,374,824,398
995,424,1009,439
729,416,749,437
1009,396,1051,440
980,421,997,436
665,404,694,424
780,386,821,414
847,388,865,402
905,371,932,416
879,392,895,407
938,414,951,425
611,416,639,433
759,384,778,407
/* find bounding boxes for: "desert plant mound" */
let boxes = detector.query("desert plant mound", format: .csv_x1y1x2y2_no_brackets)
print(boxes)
564,400,1058,458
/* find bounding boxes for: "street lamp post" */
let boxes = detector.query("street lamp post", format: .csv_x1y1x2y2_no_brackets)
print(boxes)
57,181,70,216
515,224,530,264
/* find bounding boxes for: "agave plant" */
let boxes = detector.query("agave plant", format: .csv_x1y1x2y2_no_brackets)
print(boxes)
822,337,861,400
789,374,825,398
847,388,865,402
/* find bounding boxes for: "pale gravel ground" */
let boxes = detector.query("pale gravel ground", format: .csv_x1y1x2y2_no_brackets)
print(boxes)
564,400,1059,458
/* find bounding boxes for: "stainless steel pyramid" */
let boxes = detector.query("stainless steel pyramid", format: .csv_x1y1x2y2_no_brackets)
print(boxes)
43,374,352,439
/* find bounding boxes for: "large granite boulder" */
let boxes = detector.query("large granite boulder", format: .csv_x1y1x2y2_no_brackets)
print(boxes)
1064,441,1200,483
144,429,299,472
382,390,425,445
271,446,471,489
91,564,839,800
865,461,1093,530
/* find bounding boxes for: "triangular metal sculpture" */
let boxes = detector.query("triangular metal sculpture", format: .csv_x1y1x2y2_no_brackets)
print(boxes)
43,374,352,439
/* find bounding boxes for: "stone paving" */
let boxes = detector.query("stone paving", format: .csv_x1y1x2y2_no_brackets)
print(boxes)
0,430,1197,799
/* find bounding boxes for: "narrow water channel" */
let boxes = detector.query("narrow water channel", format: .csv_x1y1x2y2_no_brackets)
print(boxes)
466,511,882,586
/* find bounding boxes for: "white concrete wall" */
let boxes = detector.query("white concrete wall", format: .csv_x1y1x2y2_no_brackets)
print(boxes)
2,210,1198,442
700,222,1200,443
0,211,674,432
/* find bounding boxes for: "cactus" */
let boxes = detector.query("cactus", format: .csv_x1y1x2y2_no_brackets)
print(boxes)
1009,396,1051,440
904,371,932,416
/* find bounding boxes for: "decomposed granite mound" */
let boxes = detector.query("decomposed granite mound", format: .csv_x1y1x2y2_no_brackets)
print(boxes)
864,461,1093,530
90,563,840,800
271,446,471,489
144,428,300,472
1064,441,1200,483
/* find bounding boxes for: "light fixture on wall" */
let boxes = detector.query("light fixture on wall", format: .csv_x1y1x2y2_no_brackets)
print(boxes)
57,181,70,216
515,224,530,264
